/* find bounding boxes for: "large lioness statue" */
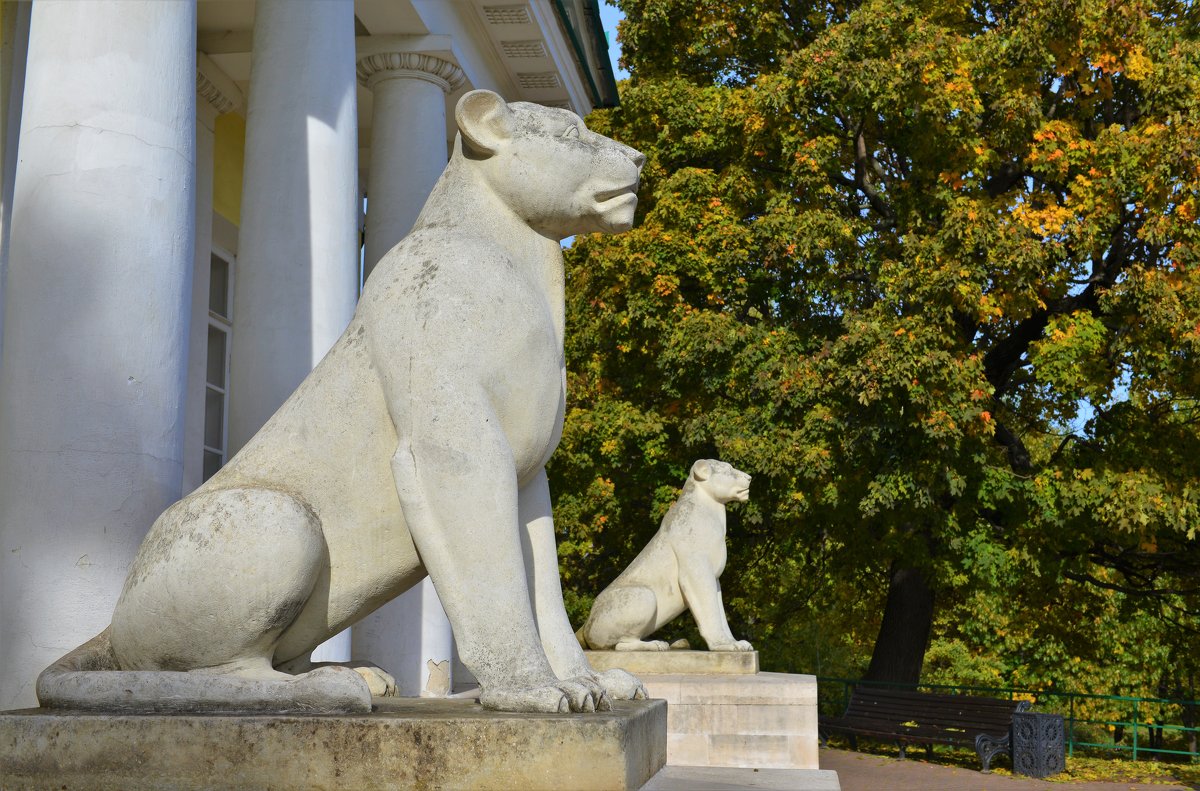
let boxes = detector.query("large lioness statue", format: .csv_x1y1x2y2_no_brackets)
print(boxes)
36,90,647,715
577,460,754,652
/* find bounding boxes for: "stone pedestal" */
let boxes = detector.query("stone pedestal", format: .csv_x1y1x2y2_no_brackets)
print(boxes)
642,669,818,770
0,698,666,791
586,649,759,676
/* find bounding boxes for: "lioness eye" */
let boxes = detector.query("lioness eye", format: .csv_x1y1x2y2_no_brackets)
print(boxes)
562,125,580,139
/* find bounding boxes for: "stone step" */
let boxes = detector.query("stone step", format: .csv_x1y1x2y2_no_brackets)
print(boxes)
643,765,841,791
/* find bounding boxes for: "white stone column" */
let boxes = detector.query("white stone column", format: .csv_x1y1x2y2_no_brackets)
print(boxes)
182,58,242,495
351,43,463,696
357,44,464,278
0,0,196,709
228,0,359,455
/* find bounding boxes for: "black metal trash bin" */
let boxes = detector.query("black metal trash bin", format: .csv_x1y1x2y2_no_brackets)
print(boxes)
1012,710,1066,778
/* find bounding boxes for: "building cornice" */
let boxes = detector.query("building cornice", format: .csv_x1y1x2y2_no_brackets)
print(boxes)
196,53,244,116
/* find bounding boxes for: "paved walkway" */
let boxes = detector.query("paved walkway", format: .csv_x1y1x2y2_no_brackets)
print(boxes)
822,748,1195,791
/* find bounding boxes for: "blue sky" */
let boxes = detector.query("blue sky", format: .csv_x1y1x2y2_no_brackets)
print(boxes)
598,2,631,81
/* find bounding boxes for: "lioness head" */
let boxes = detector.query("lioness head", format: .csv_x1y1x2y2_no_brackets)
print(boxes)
454,90,645,239
691,459,752,504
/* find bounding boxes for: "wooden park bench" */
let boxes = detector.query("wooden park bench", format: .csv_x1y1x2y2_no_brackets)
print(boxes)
819,686,1032,772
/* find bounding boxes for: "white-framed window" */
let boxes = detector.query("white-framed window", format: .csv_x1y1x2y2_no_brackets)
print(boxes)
203,247,234,482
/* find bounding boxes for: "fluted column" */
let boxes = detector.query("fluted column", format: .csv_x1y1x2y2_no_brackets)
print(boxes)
351,42,464,697
228,0,359,455
0,0,196,709
358,44,464,278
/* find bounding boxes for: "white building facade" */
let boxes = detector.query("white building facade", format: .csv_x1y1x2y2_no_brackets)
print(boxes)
0,0,617,710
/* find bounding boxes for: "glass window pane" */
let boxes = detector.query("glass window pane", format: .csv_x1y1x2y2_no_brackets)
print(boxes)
206,326,226,389
203,450,223,482
209,254,229,318
205,387,224,450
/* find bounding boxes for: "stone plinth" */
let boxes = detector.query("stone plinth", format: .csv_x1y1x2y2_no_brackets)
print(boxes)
586,650,758,676
0,698,666,791
640,671,818,770
643,766,841,790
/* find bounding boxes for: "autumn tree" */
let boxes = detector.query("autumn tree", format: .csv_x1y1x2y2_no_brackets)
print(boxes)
550,0,1200,685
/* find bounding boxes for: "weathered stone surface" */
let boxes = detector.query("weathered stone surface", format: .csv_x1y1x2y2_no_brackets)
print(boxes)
640,672,818,770
577,461,755,653
0,698,666,791
585,649,759,676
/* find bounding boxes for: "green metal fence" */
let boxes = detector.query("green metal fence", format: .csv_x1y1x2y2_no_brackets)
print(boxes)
817,676,1200,761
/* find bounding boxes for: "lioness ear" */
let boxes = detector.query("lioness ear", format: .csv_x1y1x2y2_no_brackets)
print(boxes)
456,90,514,157
691,460,712,482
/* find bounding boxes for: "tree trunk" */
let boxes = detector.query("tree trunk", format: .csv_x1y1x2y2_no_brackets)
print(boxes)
863,566,935,686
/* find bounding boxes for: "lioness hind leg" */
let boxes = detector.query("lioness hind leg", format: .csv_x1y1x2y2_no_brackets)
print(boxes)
111,487,326,676
44,487,374,713
582,585,660,650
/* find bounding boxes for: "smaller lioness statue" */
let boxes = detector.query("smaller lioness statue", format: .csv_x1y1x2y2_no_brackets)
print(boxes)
577,460,754,652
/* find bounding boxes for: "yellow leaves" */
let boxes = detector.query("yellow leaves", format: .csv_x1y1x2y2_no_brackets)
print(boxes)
925,409,958,434
652,274,678,297
1092,45,1153,81
976,295,1004,324
600,439,618,455
1012,200,1074,238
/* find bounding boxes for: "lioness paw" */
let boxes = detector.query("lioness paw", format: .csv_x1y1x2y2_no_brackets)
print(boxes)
479,683,570,713
615,639,670,651
351,665,398,697
710,639,754,652
595,668,647,701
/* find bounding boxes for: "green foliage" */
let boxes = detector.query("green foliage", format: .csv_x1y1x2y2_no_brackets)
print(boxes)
550,0,1200,688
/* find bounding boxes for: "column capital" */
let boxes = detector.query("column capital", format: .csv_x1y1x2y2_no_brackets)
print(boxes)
356,51,466,94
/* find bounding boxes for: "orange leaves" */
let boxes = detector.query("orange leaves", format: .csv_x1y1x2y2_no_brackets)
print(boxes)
939,171,966,191
652,274,679,298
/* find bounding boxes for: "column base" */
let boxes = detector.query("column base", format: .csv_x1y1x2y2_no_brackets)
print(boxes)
0,697,666,790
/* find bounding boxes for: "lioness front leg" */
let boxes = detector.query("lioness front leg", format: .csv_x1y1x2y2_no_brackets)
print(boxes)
518,469,647,704
679,560,753,652
392,425,593,713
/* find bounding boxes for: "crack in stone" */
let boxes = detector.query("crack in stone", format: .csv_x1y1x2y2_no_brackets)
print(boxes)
27,123,193,164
